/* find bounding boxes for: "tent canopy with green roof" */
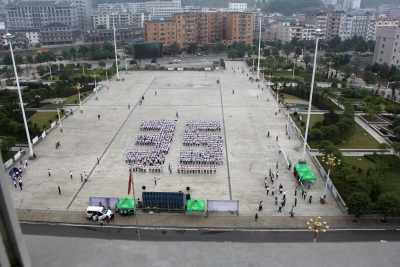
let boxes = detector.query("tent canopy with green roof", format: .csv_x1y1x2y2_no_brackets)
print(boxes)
294,164,316,182
117,198,137,210
186,200,205,212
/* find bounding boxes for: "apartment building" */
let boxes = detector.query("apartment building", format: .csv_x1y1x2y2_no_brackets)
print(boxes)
277,20,303,43
40,21,80,45
305,12,328,38
302,28,316,41
85,26,144,43
228,2,247,11
23,0,92,33
373,26,400,69
92,12,132,29
373,18,400,40
144,12,253,48
351,14,366,37
264,21,278,42
338,15,353,40
5,1,79,30
326,11,345,41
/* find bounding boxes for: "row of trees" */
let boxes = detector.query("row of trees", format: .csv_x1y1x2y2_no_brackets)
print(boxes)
319,141,400,221
163,41,227,56
327,34,375,55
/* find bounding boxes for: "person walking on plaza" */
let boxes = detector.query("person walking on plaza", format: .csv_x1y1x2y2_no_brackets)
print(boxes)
19,179,23,190
97,158,100,164
232,89,234,94
13,180,17,188
294,198,297,206
58,186,61,195
70,171,73,179
80,174,83,182
309,196,313,204
295,186,298,196
279,187,283,195
272,187,275,196
258,201,263,211
302,190,305,198
98,115,100,120
304,191,307,200
278,203,282,212
275,197,278,205
289,206,294,217
276,171,278,179
255,213,258,221
84,172,88,182
283,191,287,199
276,162,278,170
276,136,278,142
154,177,157,185
266,186,270,195
25,159,28,166
48,169,51,177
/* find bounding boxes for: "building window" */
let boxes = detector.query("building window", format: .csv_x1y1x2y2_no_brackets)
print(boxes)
380,58,382,62
381,51,383,54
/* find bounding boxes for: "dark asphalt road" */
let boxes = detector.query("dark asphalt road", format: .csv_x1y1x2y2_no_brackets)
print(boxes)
21,223,400,243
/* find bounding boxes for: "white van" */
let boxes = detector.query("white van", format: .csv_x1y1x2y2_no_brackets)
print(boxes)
86,206,113,221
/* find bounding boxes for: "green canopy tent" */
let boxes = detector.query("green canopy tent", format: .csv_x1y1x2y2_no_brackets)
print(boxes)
186,200,205,212
300,170,316,182
294,164,316,182
117,198,138,215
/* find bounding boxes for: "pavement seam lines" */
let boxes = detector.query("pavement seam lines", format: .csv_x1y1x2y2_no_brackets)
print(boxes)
66,76,158,209
219,75,232,200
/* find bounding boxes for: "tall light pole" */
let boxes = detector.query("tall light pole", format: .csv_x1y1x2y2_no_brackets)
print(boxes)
48,61,52,79
6,33,34,157
104,66,109,90
52,97,63,132
75,83,83,113
91,74,98,98
321,154,340,199
307,216,329,243
81,60,85,76
292,58,296,80
112,13,120,80
301,29,324,161
385,81,396,99
256,19,261,80
125,53,128,74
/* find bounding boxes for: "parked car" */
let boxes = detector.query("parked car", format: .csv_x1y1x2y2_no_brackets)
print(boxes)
197,53,202,56
173,59,181,63
86,206,113,221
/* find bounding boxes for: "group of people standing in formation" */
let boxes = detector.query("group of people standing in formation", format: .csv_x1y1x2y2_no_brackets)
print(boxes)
124,120,176,172
177,120,223,174
10,159,28,190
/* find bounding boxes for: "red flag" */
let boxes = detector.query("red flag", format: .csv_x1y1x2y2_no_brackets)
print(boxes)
128,169,133,195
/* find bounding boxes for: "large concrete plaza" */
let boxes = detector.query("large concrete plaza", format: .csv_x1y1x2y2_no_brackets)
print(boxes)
8,60,343,218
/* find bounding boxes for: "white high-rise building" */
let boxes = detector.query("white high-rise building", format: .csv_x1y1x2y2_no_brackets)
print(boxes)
228,2,247,11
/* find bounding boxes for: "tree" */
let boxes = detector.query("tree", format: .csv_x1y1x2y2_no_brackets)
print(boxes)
347,191,372,221
355,39,368,53
26,55,34,65
0,136,16,154
2,53,12,65
14,54,24,65
282,43,294,61
375,193,400,221
97,24,106,29
362,71,378,85
341,65,353,79
228,48,238,59
213,43,226,54
294,47,302,58
35,43,41,48
98,60,106,68
187,43,198,54
247,49,254,57
169,42,180,55
69,47,77,58
200,44,209,52
303,53,312,67
391,142,400,155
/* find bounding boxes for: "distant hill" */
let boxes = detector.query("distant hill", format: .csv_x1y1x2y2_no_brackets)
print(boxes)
361,0,400,8
262,0,326,15
92,0,255,8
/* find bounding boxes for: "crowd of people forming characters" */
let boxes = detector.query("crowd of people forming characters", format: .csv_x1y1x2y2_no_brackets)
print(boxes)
177,120,223,174
124,120,176,172
124,120,223,174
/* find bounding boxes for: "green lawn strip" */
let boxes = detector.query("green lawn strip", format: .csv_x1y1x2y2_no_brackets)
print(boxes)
290,114,324,135
1,150,17,163
48,70,107,81
335,122,380,149
280,93,319,110
273,73,304,81
64,92,91,105
360,115,385,123
341,97,364,104
28,111,58,131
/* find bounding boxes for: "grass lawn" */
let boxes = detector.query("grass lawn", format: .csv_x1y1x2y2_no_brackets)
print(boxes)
335,123,380,149
290,114,324,135
28,112,58,131
361,115,385,123
341,97,364,104
64,92,91,105
280,93,319,110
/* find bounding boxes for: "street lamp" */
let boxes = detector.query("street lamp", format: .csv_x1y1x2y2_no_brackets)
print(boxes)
256,19,261,80
81,60,85,76
301,29,324,161
104,66,109,90
321,154,340,199
327,60,332,79
52,97,63,132
125,53,128,74
307,216,329,243
112,13,120,80
292,58,296,80
385,81,397,99
91,74,98,98
266,73,272,101
6,33,34,157
47,61,52,79
75,83,83,113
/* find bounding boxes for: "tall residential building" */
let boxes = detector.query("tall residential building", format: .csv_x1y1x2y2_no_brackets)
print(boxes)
373,18,399,40
22,0,92,33
228,2,247,11
4,1,79,30
373,26,400,69
326,11,345,41
277,20,303,43
338,15,353,40
144,12,253,48
145,0,181,18
351,14,366,37
305,12,328,37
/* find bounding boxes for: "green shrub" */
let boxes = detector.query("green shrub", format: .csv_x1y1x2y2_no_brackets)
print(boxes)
301,121,305,127
293,111,298,116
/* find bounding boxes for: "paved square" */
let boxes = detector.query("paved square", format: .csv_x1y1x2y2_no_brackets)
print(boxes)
9,61,343,217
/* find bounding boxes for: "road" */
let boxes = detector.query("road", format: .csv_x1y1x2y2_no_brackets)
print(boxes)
21,223,400,243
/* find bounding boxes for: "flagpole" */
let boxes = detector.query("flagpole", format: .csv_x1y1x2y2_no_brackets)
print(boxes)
131,165,141,242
